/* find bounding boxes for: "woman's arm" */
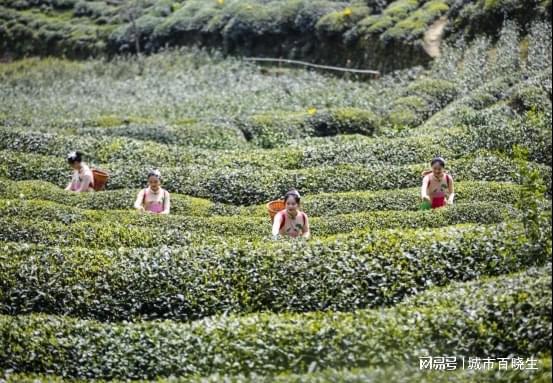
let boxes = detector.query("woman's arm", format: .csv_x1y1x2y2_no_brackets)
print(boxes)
272,213,283,238
421,175,430,200
65,171,75,191
447,176,455,204
161,191,171,214
134,189,145,210
301,214,311,240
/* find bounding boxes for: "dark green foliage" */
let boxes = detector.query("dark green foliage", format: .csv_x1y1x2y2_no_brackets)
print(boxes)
75,121,248,149
0,11,551,382
449,0,551,40
0,178,214,216
239,108,379,148
1,0,550,72
0,5,116,57
452,104,552,165
1,148,550,204
3,359,552,383
385,77,458,127
0,217,550,321
0,267,550,378
0,178,524,216
513,145,549,244
0,197,519,245
0,126,300,170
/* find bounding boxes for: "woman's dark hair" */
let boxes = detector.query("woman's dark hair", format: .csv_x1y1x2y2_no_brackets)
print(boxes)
430,156,445,167
67,151,83,164
283,189,301,204
147,169,162,180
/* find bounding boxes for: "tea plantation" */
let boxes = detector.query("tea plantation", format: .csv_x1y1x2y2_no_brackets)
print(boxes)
0,1,552,382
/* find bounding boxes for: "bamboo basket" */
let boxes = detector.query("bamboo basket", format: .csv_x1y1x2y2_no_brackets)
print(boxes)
266,200,285,222
91,169,109,191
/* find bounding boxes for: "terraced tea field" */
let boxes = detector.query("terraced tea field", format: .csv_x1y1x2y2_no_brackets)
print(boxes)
0,5,552,381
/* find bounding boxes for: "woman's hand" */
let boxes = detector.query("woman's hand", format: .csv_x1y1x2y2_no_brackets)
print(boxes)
422,195,431,202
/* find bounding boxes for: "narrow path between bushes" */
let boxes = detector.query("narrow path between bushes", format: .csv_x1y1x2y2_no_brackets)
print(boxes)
424,17,448,58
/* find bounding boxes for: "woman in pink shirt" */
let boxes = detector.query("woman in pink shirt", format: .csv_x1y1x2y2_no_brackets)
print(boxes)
134,169,171,214
65,151,94,193
421,157,455,209
272,189,310,240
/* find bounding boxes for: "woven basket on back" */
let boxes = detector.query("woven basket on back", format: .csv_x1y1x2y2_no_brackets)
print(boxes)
91,168,109,191
266,200,285,222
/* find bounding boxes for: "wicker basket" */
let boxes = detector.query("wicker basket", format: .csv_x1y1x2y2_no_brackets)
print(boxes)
266,200,285,222
91,168,109,191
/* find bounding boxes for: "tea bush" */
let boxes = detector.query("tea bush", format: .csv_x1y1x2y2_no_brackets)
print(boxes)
0,266,550,378
0,198,518,245
449,0,551,39
0,127,302,169
0,178,524,215
0,178,215,215
0,13,551,381
2,148,550,204
239,107,380,148
3,359,552,383
1,220,550,321
75,121,249,149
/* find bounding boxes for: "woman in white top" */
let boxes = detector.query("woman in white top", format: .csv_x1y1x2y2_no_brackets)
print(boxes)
65,151,94,193
134,169,171,214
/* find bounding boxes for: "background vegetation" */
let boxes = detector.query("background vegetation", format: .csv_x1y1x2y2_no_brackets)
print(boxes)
0,1,551,381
